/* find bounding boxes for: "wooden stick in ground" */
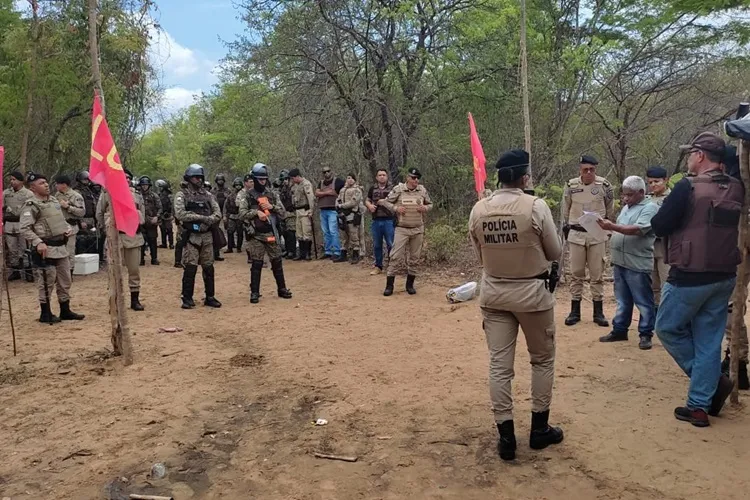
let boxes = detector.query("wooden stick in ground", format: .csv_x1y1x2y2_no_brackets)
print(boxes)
129,495,174,500
730,139,750,404
3,264,18,356
88,0,132,364
519,0,532,184
314,452,358,463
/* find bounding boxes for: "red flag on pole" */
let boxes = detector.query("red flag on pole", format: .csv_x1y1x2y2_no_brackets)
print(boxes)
468,113,486,195
0,146,4,236
89,93,138,236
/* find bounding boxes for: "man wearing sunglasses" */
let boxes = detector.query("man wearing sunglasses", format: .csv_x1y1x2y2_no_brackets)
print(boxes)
651,132,741,427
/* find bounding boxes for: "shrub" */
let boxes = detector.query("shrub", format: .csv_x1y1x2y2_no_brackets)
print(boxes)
424,221,469,265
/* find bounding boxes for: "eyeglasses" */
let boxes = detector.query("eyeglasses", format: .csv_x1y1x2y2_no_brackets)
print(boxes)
322,170,331,173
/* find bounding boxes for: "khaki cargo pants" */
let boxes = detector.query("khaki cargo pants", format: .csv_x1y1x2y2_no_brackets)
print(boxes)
340,222,360,252
4,232,26,267
569,240,605,301
387,226,424,277
482,306,556,422
35,257,71,304
295,209,313,241
726,270,750,362
122,246,141,292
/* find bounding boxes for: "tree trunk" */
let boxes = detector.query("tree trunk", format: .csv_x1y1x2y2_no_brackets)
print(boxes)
88,0,132,365
730,139,750,404
520,0,532,185
19,0,40,173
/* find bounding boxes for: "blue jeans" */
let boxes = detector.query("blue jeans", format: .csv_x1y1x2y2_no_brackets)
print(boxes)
655,278,736,412
320,209,341,256
612,265,655,337
371,218,395,269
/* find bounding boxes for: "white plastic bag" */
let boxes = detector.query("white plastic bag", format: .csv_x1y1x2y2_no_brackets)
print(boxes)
447,281,478,303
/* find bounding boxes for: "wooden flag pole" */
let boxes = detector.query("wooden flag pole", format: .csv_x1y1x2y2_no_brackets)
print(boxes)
88,0,132,364
519,0,532,185
730,139,750,404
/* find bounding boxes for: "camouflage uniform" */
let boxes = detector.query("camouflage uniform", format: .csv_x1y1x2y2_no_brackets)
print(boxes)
54,187,86,273
3,184,33,273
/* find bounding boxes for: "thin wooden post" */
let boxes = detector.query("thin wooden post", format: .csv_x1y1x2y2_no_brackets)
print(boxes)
19,0,40,173
519,0,532,185
88,0,132,364
730,139,750,404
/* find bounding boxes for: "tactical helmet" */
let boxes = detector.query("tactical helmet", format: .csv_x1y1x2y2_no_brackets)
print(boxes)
279,169,290,180
232,177,243,188
251,163,269,180
184,164,205,181
124,169,134,181
215,173,226,183
138,175,152,186
155,179,169,190
204,181,211,189
77,171,90,182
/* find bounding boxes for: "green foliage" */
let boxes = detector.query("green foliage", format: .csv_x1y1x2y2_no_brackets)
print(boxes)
424,221,469,265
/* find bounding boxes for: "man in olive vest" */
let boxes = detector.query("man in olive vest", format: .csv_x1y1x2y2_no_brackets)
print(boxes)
652,132,739,427
173,180,188,268
212,173,231,261
562,155,614,327
138,176,162,266
223,177,244,254
20,172,85,323
381,167,432,296
469,149,563,461
239,163,293,304
156,179,174,249
174,164,222,309
53,174,86,274
645,166,671,306
290,168,315,261
335,173,363,264
3,171,33,280
97,169,147,311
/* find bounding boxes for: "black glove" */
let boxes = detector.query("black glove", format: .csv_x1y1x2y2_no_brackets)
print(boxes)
563,224,570,240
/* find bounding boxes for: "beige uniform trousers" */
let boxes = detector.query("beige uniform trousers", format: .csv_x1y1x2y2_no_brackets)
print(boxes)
35,257,71,304
4,233,26,267
340,223,360,252
387,226,423,277
482,306,556,422
122,246,141,292
65,234,77,272
569,239,606,301
726,270,750,362
295,209,313,241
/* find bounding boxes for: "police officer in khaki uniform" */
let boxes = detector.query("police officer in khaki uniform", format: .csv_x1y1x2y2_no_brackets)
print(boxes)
20,172,85,323
3,171,33,280
97,169,147,311
562,155,614,327
239,163,293,304
53,174,86,274
223,177,244,253
645,166,671,306
335,173,363,264
382,167,432,296
174,164,222,309
469,149,563,461
289,168,315,261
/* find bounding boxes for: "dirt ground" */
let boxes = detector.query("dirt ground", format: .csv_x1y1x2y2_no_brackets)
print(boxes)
0,250,748,500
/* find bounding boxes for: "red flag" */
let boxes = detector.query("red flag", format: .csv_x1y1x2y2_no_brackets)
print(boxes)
89,93,138,236
468,113,486,195
0,146,4,236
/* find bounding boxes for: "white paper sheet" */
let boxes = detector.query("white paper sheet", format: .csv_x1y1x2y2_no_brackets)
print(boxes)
577,211,608,240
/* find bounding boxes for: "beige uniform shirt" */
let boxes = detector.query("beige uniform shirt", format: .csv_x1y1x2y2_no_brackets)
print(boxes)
19,196,72,260
382,183,433,230
470,188,562,312
291,178,315,212
563,175,614,245
96,189,146,249
55,188,86,236
3,186,33,234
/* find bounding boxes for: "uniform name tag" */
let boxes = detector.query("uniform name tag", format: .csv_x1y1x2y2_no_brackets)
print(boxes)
570,188,584,194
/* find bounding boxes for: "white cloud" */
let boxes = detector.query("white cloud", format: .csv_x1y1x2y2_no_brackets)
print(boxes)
149,27,215,79
162,87,202,113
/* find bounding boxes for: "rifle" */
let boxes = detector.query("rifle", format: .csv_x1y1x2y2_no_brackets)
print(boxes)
257,196,281,244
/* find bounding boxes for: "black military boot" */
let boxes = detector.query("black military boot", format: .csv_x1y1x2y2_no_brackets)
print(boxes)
564,300,581,326
181,265,197,309
130,291,144,311
250,260,263,303
529,410,564,450
293,241,305,261
202,265,222,307
8,268,21,281
334,250,348,263
593,300,609,327
721,349,730,375
599,330,628,342
496,420,517,461
405,274,417,295
271,258,293,299
350,249,361,265
740,361,750,391
59,301,85,321
305,242,314,261
384,276,395,297
39,302,61,324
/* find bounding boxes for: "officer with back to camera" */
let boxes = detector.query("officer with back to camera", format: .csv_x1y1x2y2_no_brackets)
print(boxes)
469,149,563,461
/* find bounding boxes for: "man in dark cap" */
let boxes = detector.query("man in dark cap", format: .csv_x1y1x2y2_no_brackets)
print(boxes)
53,174,86,274
720,144,749,390
652,132,739,426
3,171,33,280
469,149,563,461
290,168,315,261
380,167,432,296
645,165,671,306
562,155,614,327
20,172,85,322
